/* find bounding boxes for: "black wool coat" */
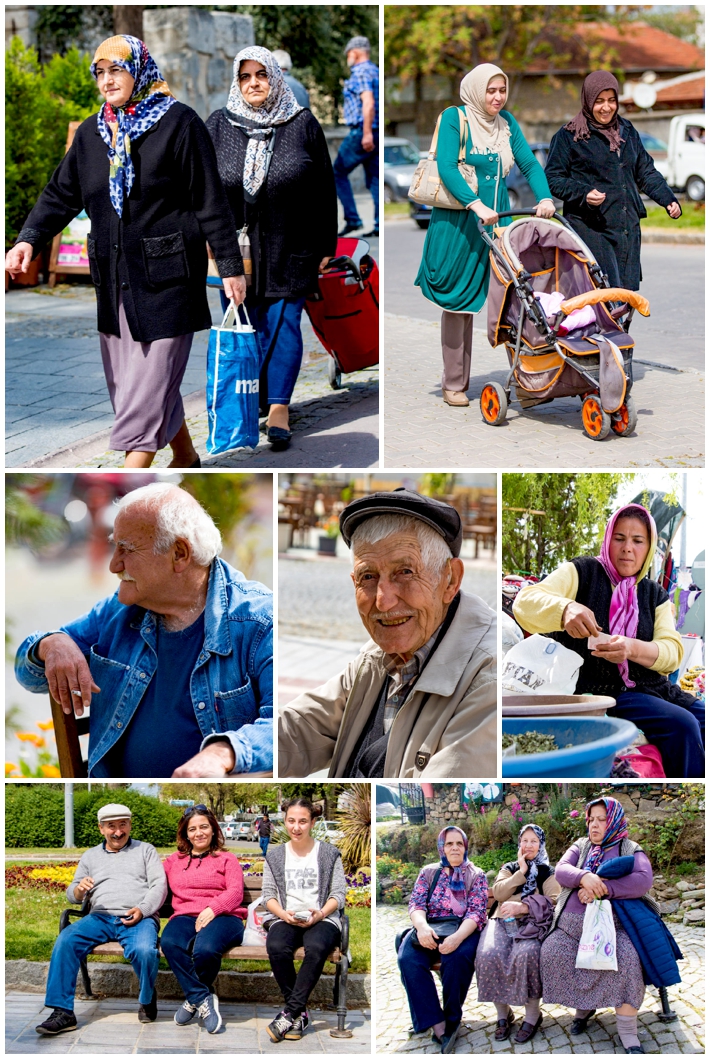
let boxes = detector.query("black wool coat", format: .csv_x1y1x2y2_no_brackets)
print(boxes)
17,102,242,343
545,118,679,290
205,108,337,300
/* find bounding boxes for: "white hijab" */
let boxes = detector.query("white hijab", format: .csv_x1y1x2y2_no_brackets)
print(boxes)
459,63,515,176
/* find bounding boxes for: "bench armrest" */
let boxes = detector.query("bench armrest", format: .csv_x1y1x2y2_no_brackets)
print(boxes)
339,911,350,954
59,904,89,933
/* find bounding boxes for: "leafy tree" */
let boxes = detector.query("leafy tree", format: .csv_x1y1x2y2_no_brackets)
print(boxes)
632,5,704,45
502,473,632,576
5,474,66,549
35,5,113,64
179,474,254,542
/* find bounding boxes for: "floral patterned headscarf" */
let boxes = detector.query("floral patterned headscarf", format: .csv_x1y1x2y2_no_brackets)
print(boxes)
518,823,550,900
437,826,469,895
91,35,176,217
582,796,629,874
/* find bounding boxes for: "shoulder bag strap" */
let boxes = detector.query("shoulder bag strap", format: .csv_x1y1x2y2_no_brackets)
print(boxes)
427,866,443,903
458,107,469,163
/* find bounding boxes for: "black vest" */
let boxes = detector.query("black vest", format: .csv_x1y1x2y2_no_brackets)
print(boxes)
488,861,552,918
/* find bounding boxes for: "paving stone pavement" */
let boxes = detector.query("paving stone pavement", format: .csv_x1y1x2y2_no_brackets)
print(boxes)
5,993,370,1053
383,315,704,468
375,906,704,1054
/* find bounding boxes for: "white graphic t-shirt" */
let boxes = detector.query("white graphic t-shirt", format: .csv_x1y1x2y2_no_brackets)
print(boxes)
283,841,340,928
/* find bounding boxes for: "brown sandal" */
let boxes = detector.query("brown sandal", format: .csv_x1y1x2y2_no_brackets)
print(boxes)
494,1011,515,1041
514,1014,542,1044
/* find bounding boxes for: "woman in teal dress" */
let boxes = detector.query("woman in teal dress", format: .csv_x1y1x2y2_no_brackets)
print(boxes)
415,63,555,407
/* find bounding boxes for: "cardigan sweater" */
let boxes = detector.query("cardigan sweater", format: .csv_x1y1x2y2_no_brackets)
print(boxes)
261,840,345,930
162,849,246,920
16,102,242,343
206,108,337,299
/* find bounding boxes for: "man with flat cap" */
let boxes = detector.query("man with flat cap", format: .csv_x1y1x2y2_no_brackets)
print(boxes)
35,803,167,1036
279,489,496,777
335,35,379,238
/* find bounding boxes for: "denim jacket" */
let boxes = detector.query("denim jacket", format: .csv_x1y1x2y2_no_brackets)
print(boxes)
15,558,273,776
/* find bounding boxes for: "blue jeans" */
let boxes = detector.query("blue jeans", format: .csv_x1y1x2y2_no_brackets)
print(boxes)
398,928,479,1033
160,914,245,1006
220,292,306,406
45,913,159,1011
259,836,270,857
334,128,379,230
610,690,705,778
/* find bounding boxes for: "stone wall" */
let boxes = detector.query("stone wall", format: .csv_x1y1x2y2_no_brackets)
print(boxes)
501,783,689,813
424,786,468,827
143,8,254,120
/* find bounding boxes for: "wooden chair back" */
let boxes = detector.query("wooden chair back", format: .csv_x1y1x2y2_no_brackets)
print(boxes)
50,695,89,777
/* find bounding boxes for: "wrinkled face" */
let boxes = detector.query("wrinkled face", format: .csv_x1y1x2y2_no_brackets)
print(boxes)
352,532,456,661
98,817,132,850
239,59,270,107
285,806,313,841
94,59,135,109
592,89,618,125
186,814,214,851
443,830,466,867
485,75,507,116
109,507,178,612
609,516,650,579
588,803,607,844
519,828,541,859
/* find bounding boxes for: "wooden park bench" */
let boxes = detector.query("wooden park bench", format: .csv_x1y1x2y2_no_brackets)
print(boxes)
58,879,353,1037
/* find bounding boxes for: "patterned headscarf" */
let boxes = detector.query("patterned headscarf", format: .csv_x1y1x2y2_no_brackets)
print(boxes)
91,36,176,217
225,46,303,197
582,796,629,874
565,70,625,153
437,826,469,895
459,64,515,178
518,824,550,900
596,503,657,688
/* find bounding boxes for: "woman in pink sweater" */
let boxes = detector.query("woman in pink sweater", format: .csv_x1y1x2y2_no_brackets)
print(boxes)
161,805,246,1033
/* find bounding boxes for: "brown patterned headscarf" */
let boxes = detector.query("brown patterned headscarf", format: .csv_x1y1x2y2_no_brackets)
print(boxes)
565,70,624,153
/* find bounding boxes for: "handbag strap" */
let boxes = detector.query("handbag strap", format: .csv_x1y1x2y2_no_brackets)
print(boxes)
428,108,469,163
427,867,443,904
220,300,254,331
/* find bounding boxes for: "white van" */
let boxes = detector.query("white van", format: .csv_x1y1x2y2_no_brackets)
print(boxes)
656,112,705,201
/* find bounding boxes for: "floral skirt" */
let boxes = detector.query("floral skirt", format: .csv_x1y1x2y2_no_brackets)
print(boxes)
476,918,543,1005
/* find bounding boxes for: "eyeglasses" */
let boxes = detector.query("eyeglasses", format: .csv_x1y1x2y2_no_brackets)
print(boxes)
183,804,209,817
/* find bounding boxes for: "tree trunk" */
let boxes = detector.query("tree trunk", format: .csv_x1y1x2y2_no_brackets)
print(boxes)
113,6,144,39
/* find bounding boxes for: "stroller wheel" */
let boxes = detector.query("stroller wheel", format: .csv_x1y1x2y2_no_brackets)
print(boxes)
611,395,638,437
328,356,343,390
480,383,508,426
581,395,611,440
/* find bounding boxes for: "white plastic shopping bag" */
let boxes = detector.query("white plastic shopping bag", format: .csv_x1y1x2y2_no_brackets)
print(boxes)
501,634,582,695
575,898,618,971
242,897,268,946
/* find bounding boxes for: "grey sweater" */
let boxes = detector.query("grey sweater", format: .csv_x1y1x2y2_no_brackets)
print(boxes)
67,839,167,922
261,840,346,930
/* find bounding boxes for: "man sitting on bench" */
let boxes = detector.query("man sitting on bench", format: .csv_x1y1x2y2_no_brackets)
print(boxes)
35,803,167,1036
14,482,273,778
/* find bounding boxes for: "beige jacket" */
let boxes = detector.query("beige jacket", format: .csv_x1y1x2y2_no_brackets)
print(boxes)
278,590,497,778
490,865,560,918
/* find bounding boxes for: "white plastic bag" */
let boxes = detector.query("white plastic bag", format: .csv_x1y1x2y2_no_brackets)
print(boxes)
575,898,618,971
242,897,267,946
501,634,582,695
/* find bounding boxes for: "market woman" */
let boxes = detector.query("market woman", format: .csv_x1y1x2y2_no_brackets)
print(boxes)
476,824,560,1044
415,63,555,408
397,826,488,1053
540,796,681,1054
513,503,704,777
545,70,681,290
5,35,244,468
207,46,337,452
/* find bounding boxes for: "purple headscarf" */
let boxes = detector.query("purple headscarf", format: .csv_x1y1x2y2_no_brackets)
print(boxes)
565,70,625,153
582,796,629,874
437,826,469,898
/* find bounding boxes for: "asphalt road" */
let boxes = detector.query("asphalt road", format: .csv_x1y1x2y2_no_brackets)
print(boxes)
382,220,704,372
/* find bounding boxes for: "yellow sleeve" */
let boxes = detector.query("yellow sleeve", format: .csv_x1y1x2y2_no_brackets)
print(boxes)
512,562,580,634
651,599,684,674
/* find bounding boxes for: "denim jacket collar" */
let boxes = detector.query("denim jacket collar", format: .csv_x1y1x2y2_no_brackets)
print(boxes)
128,560,232,656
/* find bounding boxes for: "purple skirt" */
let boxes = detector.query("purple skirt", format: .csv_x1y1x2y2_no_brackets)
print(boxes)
476,918,543,1005
99,294,193,451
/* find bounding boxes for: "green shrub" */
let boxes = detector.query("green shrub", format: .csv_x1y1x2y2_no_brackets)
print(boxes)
672,861,699,877
469,806,500,852
382,886,403,905
470,843,518,874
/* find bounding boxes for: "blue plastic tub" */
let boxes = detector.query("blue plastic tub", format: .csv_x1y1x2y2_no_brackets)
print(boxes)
501,716,638,778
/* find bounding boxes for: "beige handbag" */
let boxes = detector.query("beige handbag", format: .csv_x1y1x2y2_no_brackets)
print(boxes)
408,108,479,210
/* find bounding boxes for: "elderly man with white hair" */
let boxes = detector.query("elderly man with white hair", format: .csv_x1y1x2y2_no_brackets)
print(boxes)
278,489,496,778
15,483,273,778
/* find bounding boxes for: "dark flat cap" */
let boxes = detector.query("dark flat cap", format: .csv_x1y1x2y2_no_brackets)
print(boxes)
339,488,462,556
344,35,370,53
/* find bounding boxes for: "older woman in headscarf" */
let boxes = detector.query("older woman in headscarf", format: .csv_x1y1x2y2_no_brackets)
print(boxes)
5,35,244,468
206,47,337,452
415,63,555,408
545,71,681,291
397,826,488,1053
476,824,560,1044
513,503,704,778
540,797,658,1054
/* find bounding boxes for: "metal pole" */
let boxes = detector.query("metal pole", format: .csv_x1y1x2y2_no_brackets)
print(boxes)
64,782,74,848
679,474,687,568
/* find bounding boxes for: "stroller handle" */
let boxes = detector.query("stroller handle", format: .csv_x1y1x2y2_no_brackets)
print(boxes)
476,207,571,233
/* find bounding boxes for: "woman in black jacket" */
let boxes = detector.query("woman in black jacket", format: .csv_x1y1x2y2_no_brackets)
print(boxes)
545,70,681,291
5,35,244,468
207,46,337,451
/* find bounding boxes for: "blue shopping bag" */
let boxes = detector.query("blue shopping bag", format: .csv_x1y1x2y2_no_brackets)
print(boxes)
206,301,261,454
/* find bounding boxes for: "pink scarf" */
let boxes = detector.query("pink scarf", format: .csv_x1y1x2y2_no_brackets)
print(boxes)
596,503,657,688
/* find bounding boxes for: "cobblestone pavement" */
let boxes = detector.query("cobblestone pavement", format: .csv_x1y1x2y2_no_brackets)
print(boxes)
375,906,704,1054
383,314,704,469
5,993,370,1054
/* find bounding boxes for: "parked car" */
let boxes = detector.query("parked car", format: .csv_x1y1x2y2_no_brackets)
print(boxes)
235,822,254,841
313,819,345,843
222,822,237,840
384,136,422,203
409,143,562,228
662,113,704,201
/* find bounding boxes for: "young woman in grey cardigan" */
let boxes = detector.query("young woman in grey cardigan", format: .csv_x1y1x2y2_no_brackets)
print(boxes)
262,797,346,1043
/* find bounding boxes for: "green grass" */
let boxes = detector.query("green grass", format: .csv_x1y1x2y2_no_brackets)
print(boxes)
5,890,371,973
384,201,411,216
641,203,705,229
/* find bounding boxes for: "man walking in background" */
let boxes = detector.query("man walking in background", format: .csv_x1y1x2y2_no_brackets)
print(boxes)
257,812,272,857
272,49,310,109
335,36,379,239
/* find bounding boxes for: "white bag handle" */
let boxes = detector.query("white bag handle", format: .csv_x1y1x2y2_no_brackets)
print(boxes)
219,299,254,332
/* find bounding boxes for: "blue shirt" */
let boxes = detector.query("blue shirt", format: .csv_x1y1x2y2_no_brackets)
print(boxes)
101,613,205,777
15,558,273,777
343,60,379,129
